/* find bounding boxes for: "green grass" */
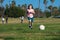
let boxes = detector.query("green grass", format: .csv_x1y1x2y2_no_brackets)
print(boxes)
0,18,60,40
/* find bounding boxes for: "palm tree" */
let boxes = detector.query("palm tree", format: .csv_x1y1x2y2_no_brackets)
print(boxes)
0,0,4,17
38,0,40,9
48,5,52,10
48,5,52,16
48,6,59,16
21,4,27,17
50,0,55,16
37,0,40,17
35,8,43,17
43,0,47,17
5,4,9,9
21,4,27,10
0,0,4,7
44,0,47,5
58,6,60,14
53,7,59,16
11,0,16,7
9,0,11,7
50,0,54,3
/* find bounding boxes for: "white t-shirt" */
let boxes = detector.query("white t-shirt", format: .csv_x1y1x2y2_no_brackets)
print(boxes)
2,18,5,21
21,16,24,20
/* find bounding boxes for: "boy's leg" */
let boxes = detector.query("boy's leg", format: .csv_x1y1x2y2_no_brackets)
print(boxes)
21,19,23,23
6,19,7,23
28,17,31,28
29,19,31,28
30,18,33,29
2,21,4,24
28,17,33,29
29,18,33,29
21,20,22,23
30,21,32,29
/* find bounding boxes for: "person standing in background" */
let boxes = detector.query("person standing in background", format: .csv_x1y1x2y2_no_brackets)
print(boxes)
2,16,5,24
5,15,8,24
20,16,24,23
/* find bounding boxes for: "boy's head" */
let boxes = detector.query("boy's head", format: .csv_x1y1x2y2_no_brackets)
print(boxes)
28,4,33,9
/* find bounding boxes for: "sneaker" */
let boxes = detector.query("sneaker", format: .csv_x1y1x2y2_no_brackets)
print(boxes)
29,25,31,28
30,26,32,29
29,26,32,29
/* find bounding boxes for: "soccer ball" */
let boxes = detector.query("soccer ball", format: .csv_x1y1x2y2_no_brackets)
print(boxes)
39,25,45,30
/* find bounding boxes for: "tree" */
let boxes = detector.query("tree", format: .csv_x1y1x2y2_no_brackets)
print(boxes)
21,4,27,10
50,0,55,16
5,6,25,18
48,5,52,10
43,0,48,10
21,4,27,17
43,0,48,17
48,6,59,16
45,10,51,18
5,1,26,18
5,4,9,8
48,5,52,16
53,7,59,16
4,4,9,15
43,0,47,5
58,6,60,14
0,0,4,17
0,7,4,17
50,0,55,3
11,0,16,7
18,4,20,8
37,0,40,17
35,8,43,18
0,0,4,6
38,0,40,9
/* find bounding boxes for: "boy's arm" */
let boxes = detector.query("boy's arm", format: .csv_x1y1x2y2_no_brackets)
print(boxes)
33,10,35,14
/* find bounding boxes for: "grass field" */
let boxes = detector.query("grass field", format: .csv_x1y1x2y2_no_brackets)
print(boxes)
0,18,60,40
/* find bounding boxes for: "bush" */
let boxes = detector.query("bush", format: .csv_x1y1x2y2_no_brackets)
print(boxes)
5,7,25,18
45,11,51,18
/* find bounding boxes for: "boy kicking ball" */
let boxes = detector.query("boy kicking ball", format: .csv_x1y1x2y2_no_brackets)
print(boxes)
27,4,35,29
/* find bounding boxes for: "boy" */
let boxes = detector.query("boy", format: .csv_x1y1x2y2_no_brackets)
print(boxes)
27,4,35,29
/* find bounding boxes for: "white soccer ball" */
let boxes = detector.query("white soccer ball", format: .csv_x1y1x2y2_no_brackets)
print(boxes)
39,25,45,30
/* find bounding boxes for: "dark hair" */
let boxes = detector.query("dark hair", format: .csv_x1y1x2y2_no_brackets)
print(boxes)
28,4,33,9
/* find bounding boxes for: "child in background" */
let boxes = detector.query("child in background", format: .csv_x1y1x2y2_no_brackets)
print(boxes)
6,15,8,23
20,16,24,23
27,4,35,29
2,16,5,24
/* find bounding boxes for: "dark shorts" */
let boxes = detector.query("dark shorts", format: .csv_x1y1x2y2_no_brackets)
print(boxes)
28,17,34,22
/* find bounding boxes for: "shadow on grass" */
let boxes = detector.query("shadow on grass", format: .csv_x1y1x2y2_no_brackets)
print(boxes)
51,37,60,40
4,37,15,40
44,36,60,40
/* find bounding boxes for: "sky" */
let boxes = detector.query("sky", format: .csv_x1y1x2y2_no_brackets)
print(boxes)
1,0,60,11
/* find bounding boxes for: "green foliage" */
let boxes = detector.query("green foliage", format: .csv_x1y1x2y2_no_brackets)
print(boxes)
58,6,60,13
4,0,26,18
48,5,52,10
5,6,25,18
0,0,4,3
45,11,51,18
